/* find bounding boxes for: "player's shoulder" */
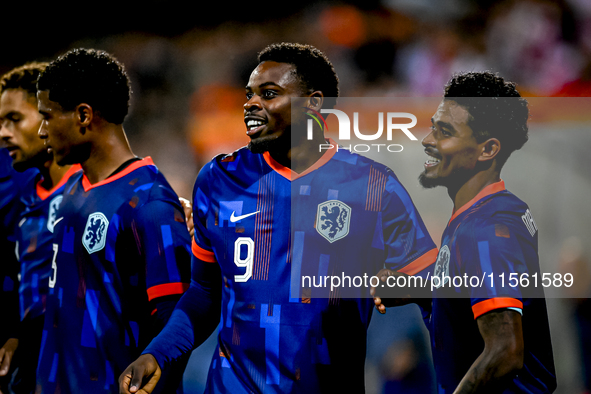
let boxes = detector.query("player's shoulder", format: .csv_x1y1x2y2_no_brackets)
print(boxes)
197,145,261,184
130,159,180,204
90,157,179,210
479,189,530,221
463,190,532,234
214,145,254,168
332,149,398,178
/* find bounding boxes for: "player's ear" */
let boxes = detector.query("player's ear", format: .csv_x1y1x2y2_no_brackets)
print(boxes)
306,91,324,112
76,104,93,128
478,138,501,162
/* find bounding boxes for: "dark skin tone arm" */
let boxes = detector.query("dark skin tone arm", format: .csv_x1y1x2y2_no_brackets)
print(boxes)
454,309,524,393
371,269,524,392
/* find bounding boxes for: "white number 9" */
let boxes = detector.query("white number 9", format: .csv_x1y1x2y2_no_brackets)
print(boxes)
234,237,254,282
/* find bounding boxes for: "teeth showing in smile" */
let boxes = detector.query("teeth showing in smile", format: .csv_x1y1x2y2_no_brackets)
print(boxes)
246,120,264,130
426,157,440,165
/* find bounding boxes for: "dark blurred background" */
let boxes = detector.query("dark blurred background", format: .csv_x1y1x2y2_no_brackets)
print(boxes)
3,0,591,392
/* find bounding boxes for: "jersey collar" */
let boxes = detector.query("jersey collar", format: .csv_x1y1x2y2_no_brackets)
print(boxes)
36,164,82,201
448,180,506,224
81,157,155,192
263,138,337,181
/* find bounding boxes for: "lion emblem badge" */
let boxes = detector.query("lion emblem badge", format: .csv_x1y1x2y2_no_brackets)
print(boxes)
83,212,109,254
433,245,450,289
316,200,351,243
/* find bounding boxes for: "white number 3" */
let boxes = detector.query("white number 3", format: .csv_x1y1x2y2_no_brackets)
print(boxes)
49,243,58,288
234,237,254,282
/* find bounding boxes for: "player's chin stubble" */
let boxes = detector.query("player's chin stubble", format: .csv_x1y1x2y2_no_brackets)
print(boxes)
247,133,290,154
418,172,442,189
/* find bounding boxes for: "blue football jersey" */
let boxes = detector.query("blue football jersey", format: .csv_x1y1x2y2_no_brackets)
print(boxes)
430,181,556,393
0,148,38,341
36,157,191,394
15,164,81,321
157,142,437,393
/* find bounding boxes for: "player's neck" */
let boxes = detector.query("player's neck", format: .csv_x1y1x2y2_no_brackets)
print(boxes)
450,170,501,212
39,159,71,191
81,125,135,185
270,134,326,173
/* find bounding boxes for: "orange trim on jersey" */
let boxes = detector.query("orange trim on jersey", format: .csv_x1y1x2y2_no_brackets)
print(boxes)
36,164,82,201
262,138,338,181
472,297,523,319
81,157,155,192
192,238,216,263
449,180,506,224
151,308,158,316
147,282,190,301
398,248,438,275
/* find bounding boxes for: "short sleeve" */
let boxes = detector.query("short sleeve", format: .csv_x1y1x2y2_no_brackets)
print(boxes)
382,174,437,277
460,219,525,319
190,164,217,264
133,199,192,301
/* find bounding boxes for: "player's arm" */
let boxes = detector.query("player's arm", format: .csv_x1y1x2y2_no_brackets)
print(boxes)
119,246,222,394
371,172,437,313
453,309,524,393
120,168,221,394
454,218,526,392
134,199,193,333
0,338,18,376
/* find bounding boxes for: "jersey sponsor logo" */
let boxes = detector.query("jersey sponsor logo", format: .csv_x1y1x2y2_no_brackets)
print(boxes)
230,210,259,223
47,195,63,233
433,245,450,289
521,209,538,237
83,212,109,254
316,200,351,243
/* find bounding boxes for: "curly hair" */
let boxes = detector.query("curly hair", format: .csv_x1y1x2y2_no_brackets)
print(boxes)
258,42,339,109
37,48,131,124
0,62,48,99
444,71,529,167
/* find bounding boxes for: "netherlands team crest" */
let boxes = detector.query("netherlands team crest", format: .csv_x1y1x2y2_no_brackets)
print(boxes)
83,212,109,254
316,200,351,243
47,195,63,233
433,245,450,288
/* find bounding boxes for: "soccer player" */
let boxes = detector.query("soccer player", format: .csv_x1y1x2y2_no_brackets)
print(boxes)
374,71,557,393
0,74,40,394
119,42,437,393
0,149,37,393
0,62,81,394
35,49,191,393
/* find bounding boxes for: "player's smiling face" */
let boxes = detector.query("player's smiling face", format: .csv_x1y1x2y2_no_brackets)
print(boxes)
37,90,84,166
419,99,482,188
244,61,306,154
0,88,49,172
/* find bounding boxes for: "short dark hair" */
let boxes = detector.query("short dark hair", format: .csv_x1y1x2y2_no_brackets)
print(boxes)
37,48,131,124
0,62,48,99
258,42,339,109
444,71,529,167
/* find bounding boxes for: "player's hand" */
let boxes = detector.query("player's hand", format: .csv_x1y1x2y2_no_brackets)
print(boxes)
370,269,413,314
179,197,194,237
0,338,18,376
119,354,162,394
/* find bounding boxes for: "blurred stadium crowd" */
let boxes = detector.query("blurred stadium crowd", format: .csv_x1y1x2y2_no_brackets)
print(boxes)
2,0,591,393
3,0,588,196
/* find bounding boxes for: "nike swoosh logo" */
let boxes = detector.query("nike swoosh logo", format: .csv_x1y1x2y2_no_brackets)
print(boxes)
230,211,259,223
53,217,64,226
